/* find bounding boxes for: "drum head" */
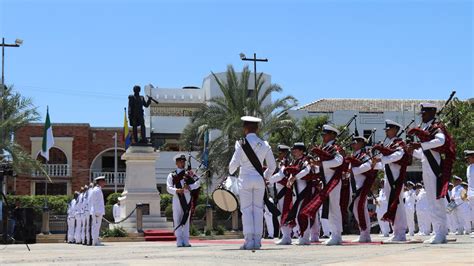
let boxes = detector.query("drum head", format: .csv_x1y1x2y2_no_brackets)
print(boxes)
212,188,239,212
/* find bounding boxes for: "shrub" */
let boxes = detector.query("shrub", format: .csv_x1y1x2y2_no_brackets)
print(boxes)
165,205,173,218
194,204,206,219
106,193,122,205
215,225,225,235
101,226,128,237
6,195,71,216
190,224,200,236
205,229,212,236
160,194,173,211
104,205,114,222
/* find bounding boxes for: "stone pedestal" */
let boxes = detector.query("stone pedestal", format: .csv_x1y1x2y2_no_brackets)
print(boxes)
118,145,171,232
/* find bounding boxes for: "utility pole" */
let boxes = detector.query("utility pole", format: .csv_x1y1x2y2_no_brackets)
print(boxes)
240,52,268,91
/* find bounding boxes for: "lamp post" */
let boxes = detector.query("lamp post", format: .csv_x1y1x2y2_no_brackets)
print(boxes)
239,52,268,91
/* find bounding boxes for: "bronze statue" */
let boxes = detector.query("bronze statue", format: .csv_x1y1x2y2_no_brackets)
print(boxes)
128,85,158,144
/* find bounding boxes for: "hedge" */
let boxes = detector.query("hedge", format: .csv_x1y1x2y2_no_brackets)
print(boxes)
6,195,71,216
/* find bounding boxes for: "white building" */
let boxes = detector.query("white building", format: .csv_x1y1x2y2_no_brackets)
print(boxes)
288,98,445,178
143,72,272,192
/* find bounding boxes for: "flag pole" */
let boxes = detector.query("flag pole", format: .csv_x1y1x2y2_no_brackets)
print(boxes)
114,132,118,193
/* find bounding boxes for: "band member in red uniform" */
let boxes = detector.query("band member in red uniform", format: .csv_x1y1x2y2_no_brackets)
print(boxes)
372,120,410,242
407,103,456,244
346,136,378,242
299,125,345,245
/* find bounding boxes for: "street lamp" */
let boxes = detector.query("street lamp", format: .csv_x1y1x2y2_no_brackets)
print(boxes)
239,52,268,92
1,38,23,86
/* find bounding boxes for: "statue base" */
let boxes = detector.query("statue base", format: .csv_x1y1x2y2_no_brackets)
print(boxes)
117,146,172,232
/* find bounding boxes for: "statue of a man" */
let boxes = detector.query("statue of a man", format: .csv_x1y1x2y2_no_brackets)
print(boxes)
128,85,157,144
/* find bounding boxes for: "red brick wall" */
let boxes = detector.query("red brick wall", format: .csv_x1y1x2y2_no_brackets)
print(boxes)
13,124,125,195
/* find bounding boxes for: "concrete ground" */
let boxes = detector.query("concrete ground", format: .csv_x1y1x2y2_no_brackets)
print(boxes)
0,234,472,265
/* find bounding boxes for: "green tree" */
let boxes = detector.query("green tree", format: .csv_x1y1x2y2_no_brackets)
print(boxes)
0,85,46,175
444,98,474,178
268,116,329,148
180,65,297,176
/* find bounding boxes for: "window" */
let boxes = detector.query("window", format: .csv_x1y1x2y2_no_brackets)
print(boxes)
35,182,67,195
151,133,181,151
36,147,67,164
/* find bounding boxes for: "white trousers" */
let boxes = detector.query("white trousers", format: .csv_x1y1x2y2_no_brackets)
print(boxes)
67,217,75,242
422,168,448,238
91,214,103,246
417,210,432,234
319,208,331,236
353,196,371,238
80,212,88,243
83,212,91,244
275,186,292,240
383,179,407,239
263,206,274,237
74,214,82,243
405,208,415,235
327,181,342,239
239,175,265,239
310,211,321,241
173,199,191,244
452,204,471,233
377,206,391,235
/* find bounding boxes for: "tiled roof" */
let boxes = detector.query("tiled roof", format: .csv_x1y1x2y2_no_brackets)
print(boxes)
298,99,445,112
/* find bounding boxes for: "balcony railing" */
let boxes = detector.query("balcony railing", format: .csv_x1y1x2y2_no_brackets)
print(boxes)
33,164,71,177
92,172,126,186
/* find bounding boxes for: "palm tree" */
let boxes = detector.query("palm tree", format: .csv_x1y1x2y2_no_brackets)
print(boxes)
181,65,297,177
0,85,46,176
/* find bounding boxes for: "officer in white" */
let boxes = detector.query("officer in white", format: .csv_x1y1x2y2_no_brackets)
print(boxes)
465,150,474,237
113,201,121,224
74,187,84,244
81,185,90,244
415,183,431,236
166,153,201,247
85,183,94,245
409,103,449,244
404,181,416,236
375,179,390,237
450,175,470,234
90,176,106,246
263,198,274,239
229,116,276,250
67,192,79,243
309,125,344,245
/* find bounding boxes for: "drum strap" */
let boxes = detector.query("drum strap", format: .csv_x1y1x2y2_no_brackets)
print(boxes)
240,138,281,217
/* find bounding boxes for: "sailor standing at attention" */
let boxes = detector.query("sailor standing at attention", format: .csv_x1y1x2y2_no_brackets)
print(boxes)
229,116,276,250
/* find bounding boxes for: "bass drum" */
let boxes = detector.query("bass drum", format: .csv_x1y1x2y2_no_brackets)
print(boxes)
212,176,240,212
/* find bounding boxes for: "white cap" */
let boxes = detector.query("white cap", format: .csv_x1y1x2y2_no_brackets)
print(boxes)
406,181,415,186
241,116,262,123
277,144,291,151
292,142,306,150
461,182,468,186
452,175,462,181
352,136,368,144
464,150,474,157
384,119,402,130
322,124,340,135
173,153,187,161
94,176,106,182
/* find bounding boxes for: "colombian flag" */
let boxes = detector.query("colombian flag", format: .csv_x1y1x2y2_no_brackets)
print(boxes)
123,107,131,149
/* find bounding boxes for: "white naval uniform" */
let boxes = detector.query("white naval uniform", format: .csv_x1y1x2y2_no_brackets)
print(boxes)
446,190,457,234
229,133,276,249
85,187,93,244
376,188,390,236
263,198,274,238
416,188,432,235
319,211,331,237
450,185,471,234
404,189,416,236
412,120,448,241
269,167,292,242
74,193,84,243
312,140,344,244
90,185,105,246
350,149,373,241
378,137,407,241
67,199,76,243
166,168,201,247
468,164,474,229
81,190,90,244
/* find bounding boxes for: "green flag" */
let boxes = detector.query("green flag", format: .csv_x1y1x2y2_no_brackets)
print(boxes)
41,107,54,161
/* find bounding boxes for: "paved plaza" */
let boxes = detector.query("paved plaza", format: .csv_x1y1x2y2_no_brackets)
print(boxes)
0,234,472,265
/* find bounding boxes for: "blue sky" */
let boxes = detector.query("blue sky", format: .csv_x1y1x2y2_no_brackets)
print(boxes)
1,0,472,126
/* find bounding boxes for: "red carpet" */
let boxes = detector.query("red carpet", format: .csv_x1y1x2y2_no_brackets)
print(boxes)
144,230,176,242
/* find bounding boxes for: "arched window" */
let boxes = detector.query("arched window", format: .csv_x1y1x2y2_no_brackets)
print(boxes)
37,147,68,164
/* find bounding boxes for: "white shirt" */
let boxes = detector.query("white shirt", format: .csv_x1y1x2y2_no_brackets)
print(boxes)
228,133,276,179
113,203,121,222
467,164,474,199
416,188,429,211
312,140,344,183
350,149,372,190
404,189,416,210
67,199,76,218
451,185,466,205
166,168,201,202
380,137,405,182
412,120,445,174
376,188,388,212
90,186,105,216
75,193,84,215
